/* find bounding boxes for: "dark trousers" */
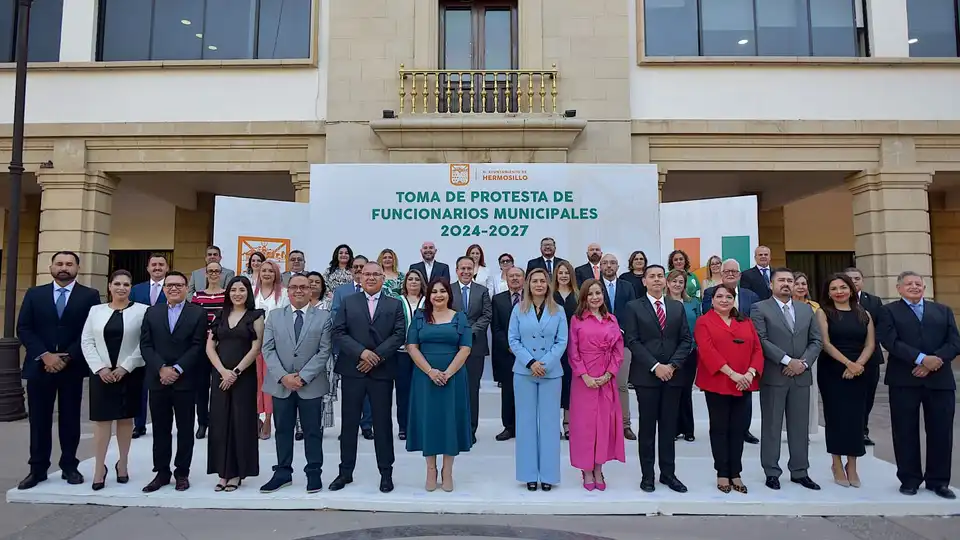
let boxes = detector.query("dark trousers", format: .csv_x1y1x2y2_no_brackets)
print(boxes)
705,391,750,478
339,377,395,476
677,351,697,437
889,385,955,489
360,397,373,430
273,393,324,480
195,361,211,427
863,362,881,435
743,391,754,436
150,387,196,478
395,352,413,433
500,367,516,432
466,353,485,434
26,375,83,474
635,384,681,478
135,383,149,430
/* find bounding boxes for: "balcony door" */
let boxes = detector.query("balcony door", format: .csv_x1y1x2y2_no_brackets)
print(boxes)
439,1,518,113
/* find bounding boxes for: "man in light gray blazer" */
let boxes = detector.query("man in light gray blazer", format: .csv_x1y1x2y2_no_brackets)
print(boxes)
259,275,333,495
450,255,492,442
751,267,823,492
187,245,235,296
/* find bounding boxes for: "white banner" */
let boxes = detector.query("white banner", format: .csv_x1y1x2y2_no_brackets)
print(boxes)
659,195,759,279
212,196,310,275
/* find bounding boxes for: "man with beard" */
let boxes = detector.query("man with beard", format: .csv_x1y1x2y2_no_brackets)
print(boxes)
409,241,450,283
574,243,603,287
16,251,101,490
525,237,565,278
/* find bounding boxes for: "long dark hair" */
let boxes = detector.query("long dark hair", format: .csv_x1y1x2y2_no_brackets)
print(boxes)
328,244,354,272
667,249,691,271
305,271,327,300
218,276,256,335
107,269,133,303
710,283,745,322
820,273,869,324
422,277,453,323
245,251,265,275
575,279,610,320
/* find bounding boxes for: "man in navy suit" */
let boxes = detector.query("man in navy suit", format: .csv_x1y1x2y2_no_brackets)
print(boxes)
738,246,773,301
331,255,374,439
525,237,566,278
16,251,101,490
702,259,762,445
408,241,450,283
878,271,959,500
130,253,169,438
574,242,603,286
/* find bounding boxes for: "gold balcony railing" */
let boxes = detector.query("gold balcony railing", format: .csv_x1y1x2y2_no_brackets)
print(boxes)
397,65,559,115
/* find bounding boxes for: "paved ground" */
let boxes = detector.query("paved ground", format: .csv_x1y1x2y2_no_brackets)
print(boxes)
1,379,958,540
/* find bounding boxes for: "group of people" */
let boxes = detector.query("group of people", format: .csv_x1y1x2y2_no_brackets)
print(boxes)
13,238,958,500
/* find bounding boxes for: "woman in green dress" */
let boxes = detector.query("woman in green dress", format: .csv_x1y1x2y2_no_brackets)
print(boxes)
668,249,701,300
405,277,473,493
378,248,404,298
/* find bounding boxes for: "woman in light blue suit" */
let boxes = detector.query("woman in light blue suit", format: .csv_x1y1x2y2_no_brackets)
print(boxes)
508,268,569,491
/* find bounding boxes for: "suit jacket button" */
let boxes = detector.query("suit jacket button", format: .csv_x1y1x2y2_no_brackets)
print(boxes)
294,353,298,357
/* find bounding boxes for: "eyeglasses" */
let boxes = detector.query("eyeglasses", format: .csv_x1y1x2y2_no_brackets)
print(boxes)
362,272,383,278
499,260,513,265
289,257,304,262
207,269,222,274
288,285,310,291
164,283,186,289
721,270,739,275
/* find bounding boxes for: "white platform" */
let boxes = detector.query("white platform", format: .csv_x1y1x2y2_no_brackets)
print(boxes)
7,387,960,516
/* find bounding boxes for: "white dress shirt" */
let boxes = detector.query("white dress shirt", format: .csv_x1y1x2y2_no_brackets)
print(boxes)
773,296,799,365
647,293,667,372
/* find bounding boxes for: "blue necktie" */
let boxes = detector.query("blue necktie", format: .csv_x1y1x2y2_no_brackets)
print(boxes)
355,283,361,293
294,310,304,342
462,285,470,310
762,268,770,285
607,283,615,313
909,302,923,321
546,259,553,275
55,288,67,318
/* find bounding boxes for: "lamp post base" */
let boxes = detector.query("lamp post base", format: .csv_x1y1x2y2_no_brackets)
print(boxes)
0,337,26,421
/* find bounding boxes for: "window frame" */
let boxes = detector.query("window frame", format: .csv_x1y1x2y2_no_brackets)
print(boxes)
905,0,960,58
438,0,519,71
0,0,64,63
93,0,318,65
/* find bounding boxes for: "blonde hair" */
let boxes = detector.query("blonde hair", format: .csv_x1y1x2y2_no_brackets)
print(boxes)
705,255,722,281
666,269,691,302
552,260,579,296
377,248,399,273
521,268,559,315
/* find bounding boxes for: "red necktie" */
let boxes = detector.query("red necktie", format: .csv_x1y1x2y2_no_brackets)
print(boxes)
655,300,666,331
592,265,599,280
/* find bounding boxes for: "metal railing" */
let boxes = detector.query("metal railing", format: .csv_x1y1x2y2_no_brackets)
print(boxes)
397,64,559,115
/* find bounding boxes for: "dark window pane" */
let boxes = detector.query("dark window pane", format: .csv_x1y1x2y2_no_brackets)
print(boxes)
644,0,699,56
483,8,512,69
203,0,256,59
809,0,857,56
257,0,311,59
0,0,15,62
443,8,472,69
906,0,958,57
26,0,63,62
151,0,204,60
99,0,152,61
701,0,756,56
756,0,810,56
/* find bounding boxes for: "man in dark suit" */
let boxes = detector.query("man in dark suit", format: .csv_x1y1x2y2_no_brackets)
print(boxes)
845,267,885,447
330,261,406,493
16,251,101,490
738,245,773,301
409,240,450,283
330,255,374,440
451,255,492,443
525,237,565,278
130,253,168,439
491,266,525,441
702,258,762,444
139,271,208,493
878,271,959,500
620,264,693,493
574,242,603,286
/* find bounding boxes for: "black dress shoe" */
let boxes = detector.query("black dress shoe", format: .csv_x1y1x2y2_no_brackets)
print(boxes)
17,473,47,490
495,429,515,441
260,475,292,493
175,476,190,491
744,431,759,445
899,485,918,496
863,435,875,446
640,477,655,492
791,476,821,490
361,428,375,440
328,474,353,491
526,482,538,491
397,431,406,441
472,434,478,445
306,475,323,494
765,476,781,490
927,486,956,499
684,434,695,442
62,470,84,485
142,473,171,493
624,428,637,441
132,426,146,439
541,483,552,491
195,425,207,439
659,475,688,493
295,429,304,441
379,476,394,493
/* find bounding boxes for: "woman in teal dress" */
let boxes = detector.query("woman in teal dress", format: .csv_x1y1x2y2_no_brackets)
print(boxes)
668,249,701,300
667,269,702,441
405,277,473,493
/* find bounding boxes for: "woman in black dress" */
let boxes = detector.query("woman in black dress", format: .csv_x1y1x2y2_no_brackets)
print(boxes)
553,260,579,439
815,273,875,488
81,269,148,490
205,276,264,492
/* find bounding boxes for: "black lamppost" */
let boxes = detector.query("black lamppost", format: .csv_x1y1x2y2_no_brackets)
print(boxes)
0,0,34,421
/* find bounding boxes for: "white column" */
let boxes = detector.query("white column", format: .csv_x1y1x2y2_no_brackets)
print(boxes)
865,0,910,57
58,0,99,62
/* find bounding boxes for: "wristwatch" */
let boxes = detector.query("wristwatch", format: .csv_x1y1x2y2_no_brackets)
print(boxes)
233,368,241,376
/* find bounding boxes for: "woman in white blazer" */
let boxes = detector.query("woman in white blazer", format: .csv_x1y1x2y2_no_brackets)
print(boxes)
466,244,498,292
80,269,148,490
508,268,569,492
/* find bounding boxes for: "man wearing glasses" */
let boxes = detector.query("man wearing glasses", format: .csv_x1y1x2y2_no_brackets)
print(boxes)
140,271,208,493
526,237,566,278
282,250,307,286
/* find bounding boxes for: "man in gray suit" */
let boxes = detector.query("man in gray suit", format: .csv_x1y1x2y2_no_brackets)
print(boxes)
751,267,823,491
187,245,235,296
450,255,492,443
259,274,333,495
281,250,307,286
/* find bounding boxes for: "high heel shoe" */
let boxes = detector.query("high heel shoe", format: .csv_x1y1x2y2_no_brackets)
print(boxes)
582,471,596,492
526,482,538,491
93,465,107,491
832,464,850,487
425,466,438,492
731,478,748,494
440,467,454,492
845,463,861,488
595,471,606,492
115,462,129,484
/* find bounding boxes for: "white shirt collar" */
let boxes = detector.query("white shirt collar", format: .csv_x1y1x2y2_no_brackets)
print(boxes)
151,279,164,287
365,291,382,301
458,280,472,288
424,260,434,268
774,296,793,310
647,293,665,305
55,281,76,292
758,265,770,270
603,277,617,287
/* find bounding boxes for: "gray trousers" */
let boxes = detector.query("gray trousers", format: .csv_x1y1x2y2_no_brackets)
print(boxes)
618,349,633,429
759,383,811,479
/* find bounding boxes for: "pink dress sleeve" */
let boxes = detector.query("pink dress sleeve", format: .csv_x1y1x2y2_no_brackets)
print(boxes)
607,315,625,376
567,316,588,378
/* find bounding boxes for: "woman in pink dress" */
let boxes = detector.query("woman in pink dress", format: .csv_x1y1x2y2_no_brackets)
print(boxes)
567,279,626,491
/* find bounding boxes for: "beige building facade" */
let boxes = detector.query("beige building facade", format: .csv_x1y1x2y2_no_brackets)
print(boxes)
0,0,958,321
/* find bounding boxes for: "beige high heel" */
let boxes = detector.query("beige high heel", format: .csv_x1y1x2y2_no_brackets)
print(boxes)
832,464,850,487
441,466,454,492
425,466,438,492
845,463,861,488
